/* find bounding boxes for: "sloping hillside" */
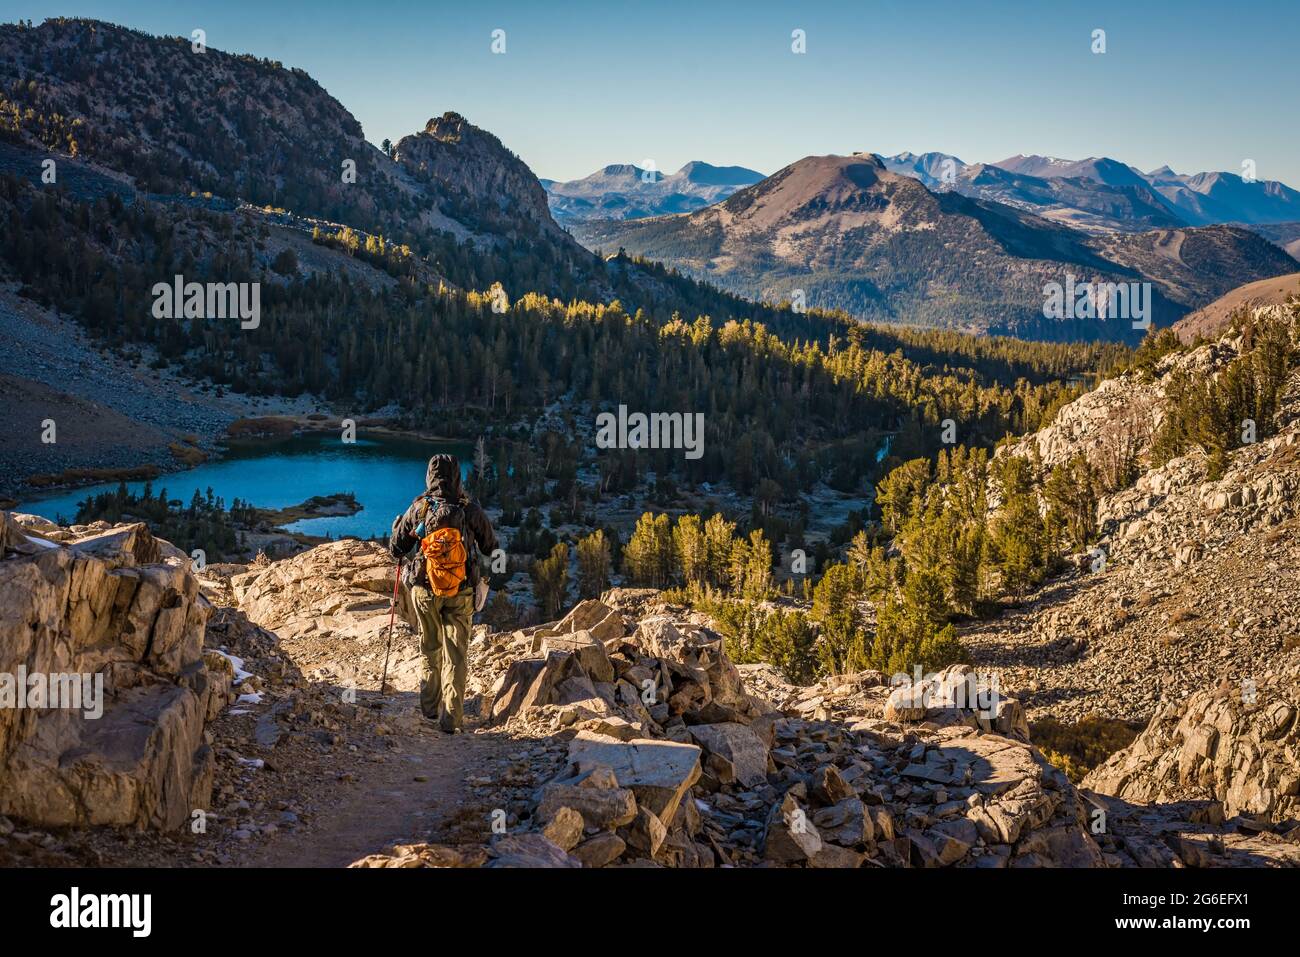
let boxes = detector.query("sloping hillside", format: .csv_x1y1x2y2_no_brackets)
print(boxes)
964,301,1300,728
1090,225,1297,314
1172,272,1300,343
1245,221,1300,260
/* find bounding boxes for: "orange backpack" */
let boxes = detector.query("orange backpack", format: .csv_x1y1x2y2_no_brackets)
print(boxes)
418,503,469,597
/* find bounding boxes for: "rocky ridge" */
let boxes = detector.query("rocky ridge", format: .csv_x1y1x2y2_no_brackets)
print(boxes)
0,20,589,263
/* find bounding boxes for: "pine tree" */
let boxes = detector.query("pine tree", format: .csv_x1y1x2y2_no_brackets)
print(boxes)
672,514,709,586
530,542,569,619
868,587,972,676
623,512,674,588
730,528,773,600
870,579,968,677
876,458,932,535
702,513,737,588
949,524,985,614
752,610,820,684
472,435,490,498
575,528,611,599
811,562,868,674
990,456,1048,600
1043,453,1098,553
846,529,874,576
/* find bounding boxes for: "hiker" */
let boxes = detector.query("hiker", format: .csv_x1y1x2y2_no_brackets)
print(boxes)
389,454,497,732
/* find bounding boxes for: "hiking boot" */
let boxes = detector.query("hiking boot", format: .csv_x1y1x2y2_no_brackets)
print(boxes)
419,710,449,732
438,711,460,734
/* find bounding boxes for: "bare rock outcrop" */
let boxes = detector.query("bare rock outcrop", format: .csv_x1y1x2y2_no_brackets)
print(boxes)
483,601,764,731
0,512,228,830
1075,669,1300,867
469,594,1103,868
1084,669,1300,822
231,539,420,692
395,111,570,240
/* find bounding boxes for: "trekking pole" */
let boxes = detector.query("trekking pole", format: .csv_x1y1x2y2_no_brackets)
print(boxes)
377,561,400,702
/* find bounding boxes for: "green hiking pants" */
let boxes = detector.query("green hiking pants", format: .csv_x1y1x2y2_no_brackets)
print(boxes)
409,584,474,727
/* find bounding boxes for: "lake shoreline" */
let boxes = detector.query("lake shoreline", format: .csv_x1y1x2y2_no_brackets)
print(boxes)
14,430,474,540
254,491,363,527
227,413,459,445
11,415,461,505
0,301,462,505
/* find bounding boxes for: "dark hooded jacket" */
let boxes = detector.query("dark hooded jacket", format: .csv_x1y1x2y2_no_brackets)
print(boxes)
389,454,497,592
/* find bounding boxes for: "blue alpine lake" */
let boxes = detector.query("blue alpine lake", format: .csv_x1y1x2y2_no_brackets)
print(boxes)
19,433,473,539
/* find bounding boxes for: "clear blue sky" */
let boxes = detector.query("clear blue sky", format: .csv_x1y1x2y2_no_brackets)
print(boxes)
6,0,1299,186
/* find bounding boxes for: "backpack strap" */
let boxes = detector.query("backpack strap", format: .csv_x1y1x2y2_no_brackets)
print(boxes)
415,494,445,535
419,496,472,553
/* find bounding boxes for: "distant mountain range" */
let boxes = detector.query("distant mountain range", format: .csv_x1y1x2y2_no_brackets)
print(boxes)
573,153,1298,340
543,162,764,223
4,18,1295,345
883,152,1184,234
884,152,1300,233
557,149,1300,242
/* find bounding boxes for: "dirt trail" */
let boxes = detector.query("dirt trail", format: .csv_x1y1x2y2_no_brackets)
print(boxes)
245,721,511,868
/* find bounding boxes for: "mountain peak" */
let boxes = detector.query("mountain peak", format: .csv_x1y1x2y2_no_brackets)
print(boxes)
882,151,969,187
714,152,931,231
993,154,1149,191
676,161,765,186
544,160,763,224
849,151,888,170
420,111,508,151
425,111,465,133
393,113,567,237
599,163,644,177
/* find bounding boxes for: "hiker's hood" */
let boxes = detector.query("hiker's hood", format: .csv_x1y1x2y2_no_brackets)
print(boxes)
425,454,463,500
